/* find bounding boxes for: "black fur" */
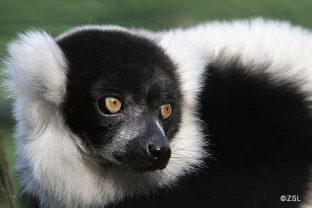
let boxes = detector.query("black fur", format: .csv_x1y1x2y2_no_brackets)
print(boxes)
109,57,312,208
57,29,182,169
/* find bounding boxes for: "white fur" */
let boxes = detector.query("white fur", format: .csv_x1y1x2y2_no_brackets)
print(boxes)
5,31,67,105
4,27,205,208
158,19,312,104
157,18,312,207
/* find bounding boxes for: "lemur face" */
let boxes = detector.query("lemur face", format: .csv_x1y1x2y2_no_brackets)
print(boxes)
58,29,182,172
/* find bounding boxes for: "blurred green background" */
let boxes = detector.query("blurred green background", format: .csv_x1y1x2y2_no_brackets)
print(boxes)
1,0,312,207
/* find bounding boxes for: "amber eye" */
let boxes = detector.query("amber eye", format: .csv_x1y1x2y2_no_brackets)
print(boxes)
104,97,122,114
160,104,172,120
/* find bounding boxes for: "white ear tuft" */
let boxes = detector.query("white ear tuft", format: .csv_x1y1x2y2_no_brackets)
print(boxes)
4,30,67,105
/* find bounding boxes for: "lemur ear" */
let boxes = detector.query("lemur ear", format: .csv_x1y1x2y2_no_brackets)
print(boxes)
4,31,67,105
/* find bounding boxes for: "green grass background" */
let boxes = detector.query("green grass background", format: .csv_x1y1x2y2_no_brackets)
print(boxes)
1,0,312,207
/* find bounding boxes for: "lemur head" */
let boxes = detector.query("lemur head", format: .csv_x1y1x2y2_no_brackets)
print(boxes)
5,26,205,207
58,28,181,172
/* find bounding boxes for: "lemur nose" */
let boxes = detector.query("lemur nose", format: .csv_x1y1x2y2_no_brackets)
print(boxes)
148,143,171,167
124,119,172,172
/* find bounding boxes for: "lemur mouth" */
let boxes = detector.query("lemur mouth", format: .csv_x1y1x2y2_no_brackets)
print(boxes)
132,164,167,173
113,154,124,163
132,161,169,173
113,154,170,173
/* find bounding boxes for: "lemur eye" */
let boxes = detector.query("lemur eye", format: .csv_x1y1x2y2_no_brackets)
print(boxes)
160,104,172,120
104,97,122,114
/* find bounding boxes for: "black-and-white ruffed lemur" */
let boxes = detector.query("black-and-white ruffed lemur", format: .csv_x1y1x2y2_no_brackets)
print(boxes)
4,19,312,208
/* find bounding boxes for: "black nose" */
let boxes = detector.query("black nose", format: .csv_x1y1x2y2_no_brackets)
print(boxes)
124,134,171,172
148,144,171,163
123,117,172,172
142,141,171,171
